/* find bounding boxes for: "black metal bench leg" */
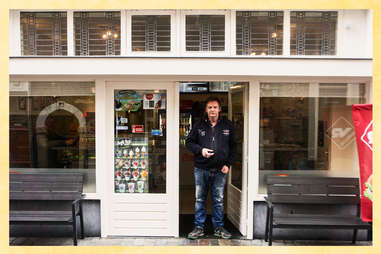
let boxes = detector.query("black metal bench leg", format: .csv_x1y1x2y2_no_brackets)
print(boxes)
265,208,269,242
72,210,78,246
268,225,273,246
352,229,358,244
367,228,372,241
80,202,85,239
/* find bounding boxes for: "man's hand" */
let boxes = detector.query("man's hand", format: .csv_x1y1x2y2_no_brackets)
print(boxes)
221,165,229,174
202,148,214,158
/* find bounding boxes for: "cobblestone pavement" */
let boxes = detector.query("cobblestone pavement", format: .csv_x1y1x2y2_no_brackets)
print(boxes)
9,237,372,246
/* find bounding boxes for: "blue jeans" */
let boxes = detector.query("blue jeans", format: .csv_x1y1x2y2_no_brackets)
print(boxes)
194,167,227,230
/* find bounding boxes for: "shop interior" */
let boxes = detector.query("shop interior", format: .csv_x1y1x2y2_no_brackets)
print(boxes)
178,81,244,237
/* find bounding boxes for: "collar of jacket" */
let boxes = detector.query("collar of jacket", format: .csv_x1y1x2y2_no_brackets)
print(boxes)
204,117,222,127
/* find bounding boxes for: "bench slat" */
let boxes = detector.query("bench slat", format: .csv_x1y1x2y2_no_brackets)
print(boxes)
267,176,359,186
10,173,83,183
268,194,360,204
10,191,82,200
10,210,72,222
273,214,371,228
11,182,83,192
269,184,359,195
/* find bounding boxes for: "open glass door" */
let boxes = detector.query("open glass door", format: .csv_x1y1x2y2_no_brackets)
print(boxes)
227,83,248,236
105,82,178,237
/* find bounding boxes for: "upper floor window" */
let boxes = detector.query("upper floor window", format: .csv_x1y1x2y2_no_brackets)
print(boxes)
185,15,225,52
20,12,67,56
236,11,283,56
131,15,171,52
291,11,337,55
74,12,121,56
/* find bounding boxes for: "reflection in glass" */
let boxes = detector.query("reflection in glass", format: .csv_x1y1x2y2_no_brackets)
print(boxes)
290,11,337,55
236,11,283,56
20,12,67,56
186,15,225,52
259,83,366,193
9,82,95,192
132,15,171,52
74,12,121,56
230,89,244,190
114,90,166,194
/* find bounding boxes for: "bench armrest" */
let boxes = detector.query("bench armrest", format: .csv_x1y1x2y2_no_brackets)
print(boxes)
72,199,82,217
264,196,273,209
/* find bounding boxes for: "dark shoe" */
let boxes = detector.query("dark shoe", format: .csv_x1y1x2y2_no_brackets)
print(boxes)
187,227,204,240
214,227,232,239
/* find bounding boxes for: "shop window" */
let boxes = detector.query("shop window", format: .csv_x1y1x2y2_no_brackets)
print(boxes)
259,83,366,193
9,82,96,193
185,15,225,52
236,11,283,56
291,11,337,55
20,12,67,56
74,12,120,56
132,15,171,52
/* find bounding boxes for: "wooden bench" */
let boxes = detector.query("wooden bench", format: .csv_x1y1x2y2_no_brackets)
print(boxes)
264,176,372,246
10,173,85,246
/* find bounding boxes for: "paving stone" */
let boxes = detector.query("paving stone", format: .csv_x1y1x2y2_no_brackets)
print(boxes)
209,239,219,246
217,239,231,246
197,239,210,245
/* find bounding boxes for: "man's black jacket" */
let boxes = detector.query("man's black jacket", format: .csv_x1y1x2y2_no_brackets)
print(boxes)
186,117,237,170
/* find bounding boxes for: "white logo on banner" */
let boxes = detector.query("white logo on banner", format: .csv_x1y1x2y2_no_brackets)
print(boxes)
361,120,373,151
326,117,355,149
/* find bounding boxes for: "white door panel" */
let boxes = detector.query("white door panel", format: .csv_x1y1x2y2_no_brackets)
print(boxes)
104,82,178,237
227,84,248,236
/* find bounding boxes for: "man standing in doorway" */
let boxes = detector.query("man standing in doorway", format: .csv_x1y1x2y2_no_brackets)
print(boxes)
186,97,237,239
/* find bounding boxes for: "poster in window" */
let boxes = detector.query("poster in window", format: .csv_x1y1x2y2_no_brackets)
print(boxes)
143,93,166,109
115,90,142,112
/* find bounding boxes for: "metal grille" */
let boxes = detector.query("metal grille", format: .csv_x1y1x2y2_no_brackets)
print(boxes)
132,15,171,52
236,11,283,56
74,12,120,56
291,11,337,55
20,12,67,56
186,15,225,52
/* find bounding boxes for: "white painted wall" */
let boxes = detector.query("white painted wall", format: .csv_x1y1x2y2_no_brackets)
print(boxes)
9,58,372,77
338,10,372,58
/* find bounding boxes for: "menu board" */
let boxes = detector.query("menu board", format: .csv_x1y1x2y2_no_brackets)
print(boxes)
114,137,149,193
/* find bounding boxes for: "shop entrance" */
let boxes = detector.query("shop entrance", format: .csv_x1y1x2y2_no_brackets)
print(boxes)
179,82,248,237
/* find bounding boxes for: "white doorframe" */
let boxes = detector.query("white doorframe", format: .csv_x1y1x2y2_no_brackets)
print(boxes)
102,81,178,237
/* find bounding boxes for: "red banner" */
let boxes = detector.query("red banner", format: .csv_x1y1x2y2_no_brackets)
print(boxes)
352,104,373,222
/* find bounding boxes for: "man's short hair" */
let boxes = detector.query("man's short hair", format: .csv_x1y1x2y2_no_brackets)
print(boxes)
205,97,222,109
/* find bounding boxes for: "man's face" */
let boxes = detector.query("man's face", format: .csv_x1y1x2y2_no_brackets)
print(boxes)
206,101,221,119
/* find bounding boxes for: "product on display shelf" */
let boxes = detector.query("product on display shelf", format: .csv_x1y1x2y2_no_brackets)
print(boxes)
114,137,149,193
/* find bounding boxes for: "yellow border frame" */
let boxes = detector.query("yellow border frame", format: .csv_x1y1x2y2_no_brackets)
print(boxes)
1,1,378,254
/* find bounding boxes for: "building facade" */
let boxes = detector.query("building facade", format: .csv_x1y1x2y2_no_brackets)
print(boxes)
9,9,372,240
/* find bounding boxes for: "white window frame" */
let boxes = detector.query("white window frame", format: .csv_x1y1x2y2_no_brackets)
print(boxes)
126,10,177,56
180,10,231,57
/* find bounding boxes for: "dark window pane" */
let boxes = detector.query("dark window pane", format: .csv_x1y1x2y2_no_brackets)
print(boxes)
236,11,283,56
290,11,337,55
20,12,67,56
186,15,225,52
132,15,171,52
74,12,120,56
